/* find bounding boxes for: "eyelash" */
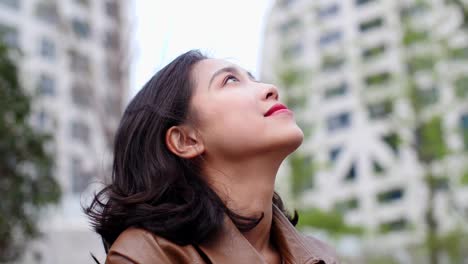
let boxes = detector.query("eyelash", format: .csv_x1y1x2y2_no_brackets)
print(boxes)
223,74,239,85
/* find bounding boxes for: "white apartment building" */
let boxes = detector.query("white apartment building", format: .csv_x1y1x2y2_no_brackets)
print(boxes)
261,0,468,257
0,0,131,263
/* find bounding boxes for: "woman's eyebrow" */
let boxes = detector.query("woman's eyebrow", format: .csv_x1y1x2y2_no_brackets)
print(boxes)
247,71,256,81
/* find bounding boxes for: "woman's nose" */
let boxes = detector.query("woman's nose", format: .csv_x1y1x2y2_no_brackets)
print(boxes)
263,84,279,101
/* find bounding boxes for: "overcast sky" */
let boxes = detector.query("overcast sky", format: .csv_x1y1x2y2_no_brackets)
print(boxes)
131,0,273,96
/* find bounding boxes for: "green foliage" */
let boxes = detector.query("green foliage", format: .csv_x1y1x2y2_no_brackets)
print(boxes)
449,0,468,27
277,67,304,89
364,72,391,87
276,67,308,113
276,62,365,239
421,226,468,263
334,198,359,213
407,55,435,74
415,116,447,162
367,100,393,120
378,218,408,234
454,75,468,98
402,28,429,46
460,170,468,185
297,207,363,236
448,46,468,60
362,44,386,61
382,132,401,154
289,154,315,197
0,40,61,261
321,54,345,72
409,83,439,112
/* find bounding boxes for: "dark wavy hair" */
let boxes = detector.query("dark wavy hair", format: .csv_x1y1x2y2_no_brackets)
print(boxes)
85,50,297,250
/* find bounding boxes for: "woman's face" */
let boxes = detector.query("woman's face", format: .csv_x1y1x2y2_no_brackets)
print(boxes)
189,59,303,161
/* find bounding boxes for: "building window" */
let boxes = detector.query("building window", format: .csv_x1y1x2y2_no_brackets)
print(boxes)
400,2,429,19
321,55,345,72
105,95,122,118
324,82,348,99
70,157,92,194
327,112,351,132
71,120,90,144
37,74,55,96
329,146,342,163
104,31,120,50
372,159,385,174
71,82,93,108
35,1,58,25
319,30,342,47
0,24,18,48
105,1,120,20
71,18,91,39
282,42,303,58
280,0,296,7
356,0,377,6
69,50,90,73
0,0,20,9
379,218,408,233
335,198,359,213
318,3,340,19
279,18,300,35
377,188,404,204
364,71,391,87
414,86,439,107
359,17,384,33
74,0,89,7
407,55,435,74
367,100,393,120
433,177,449,192
344,162,357,182
461,114,468,150
106,60,121,83
362,44,386,60
382,133,400,154
35,110,50,130
39,37,56,60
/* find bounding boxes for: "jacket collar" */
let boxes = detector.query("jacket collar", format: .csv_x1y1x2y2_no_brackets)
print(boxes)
198,205,334,264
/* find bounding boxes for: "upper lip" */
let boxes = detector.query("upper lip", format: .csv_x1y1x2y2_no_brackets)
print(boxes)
264,103,288,117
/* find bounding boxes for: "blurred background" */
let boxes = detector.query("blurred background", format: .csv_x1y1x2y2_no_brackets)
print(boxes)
1,0,468,263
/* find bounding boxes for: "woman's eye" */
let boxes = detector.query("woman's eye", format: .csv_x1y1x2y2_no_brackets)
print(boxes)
225,75,239,84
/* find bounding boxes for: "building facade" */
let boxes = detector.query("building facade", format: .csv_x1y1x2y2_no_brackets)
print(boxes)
261,0,468,257
0,0,131,263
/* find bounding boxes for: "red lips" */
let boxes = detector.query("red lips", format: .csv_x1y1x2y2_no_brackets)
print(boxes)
264,103,290,117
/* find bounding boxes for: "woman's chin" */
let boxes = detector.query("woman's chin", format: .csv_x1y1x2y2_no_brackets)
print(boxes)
272,125,304,154
288,126,305,151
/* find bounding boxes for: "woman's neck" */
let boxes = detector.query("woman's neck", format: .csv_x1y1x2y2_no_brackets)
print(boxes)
203,154,283,254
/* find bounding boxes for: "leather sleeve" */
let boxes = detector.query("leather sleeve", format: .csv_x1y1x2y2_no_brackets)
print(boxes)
304,236,340,264
105,228,201,264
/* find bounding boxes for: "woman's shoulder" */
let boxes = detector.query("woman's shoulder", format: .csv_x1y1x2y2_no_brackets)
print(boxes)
106,227,203,264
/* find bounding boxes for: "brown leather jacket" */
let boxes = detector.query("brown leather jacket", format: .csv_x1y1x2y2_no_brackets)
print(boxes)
106,205,340,264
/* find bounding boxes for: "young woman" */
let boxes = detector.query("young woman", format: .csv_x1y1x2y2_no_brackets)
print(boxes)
86,50,339,264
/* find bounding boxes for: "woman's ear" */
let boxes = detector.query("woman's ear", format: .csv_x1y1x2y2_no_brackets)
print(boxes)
165,125,205,159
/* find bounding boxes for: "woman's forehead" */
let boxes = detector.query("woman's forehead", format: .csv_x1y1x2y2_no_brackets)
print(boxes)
194,59,236,76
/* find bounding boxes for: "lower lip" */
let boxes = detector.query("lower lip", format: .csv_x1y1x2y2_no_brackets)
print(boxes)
268,109,293,116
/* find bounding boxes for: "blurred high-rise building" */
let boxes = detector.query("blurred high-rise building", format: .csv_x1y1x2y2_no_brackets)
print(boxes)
0,0,131,263
261,0,468,257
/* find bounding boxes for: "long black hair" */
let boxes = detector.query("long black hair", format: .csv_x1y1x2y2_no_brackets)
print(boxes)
85,50,297,249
